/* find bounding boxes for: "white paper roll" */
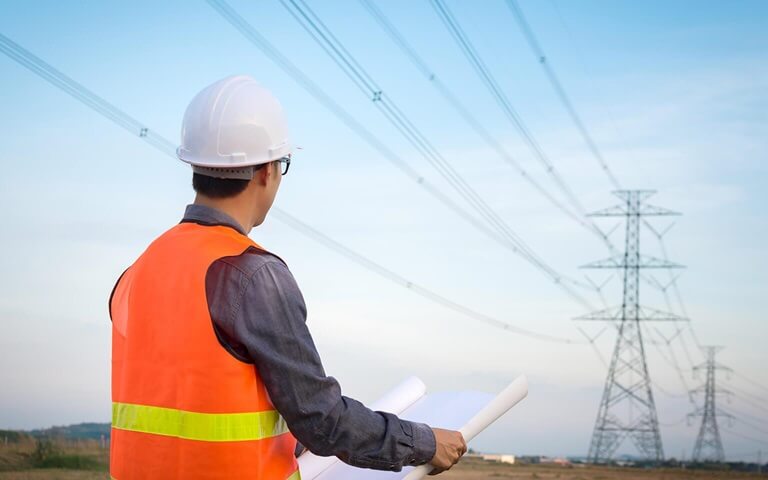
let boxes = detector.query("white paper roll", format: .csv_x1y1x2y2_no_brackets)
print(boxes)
298,376,427,479
368,376,427,414
401,375,528,480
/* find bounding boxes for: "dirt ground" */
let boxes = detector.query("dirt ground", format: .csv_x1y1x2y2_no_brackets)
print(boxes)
0,471,106,479
442,457,765,480
0,457,764,479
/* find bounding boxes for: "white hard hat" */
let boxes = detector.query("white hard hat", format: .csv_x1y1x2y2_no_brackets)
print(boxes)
177,75,291,179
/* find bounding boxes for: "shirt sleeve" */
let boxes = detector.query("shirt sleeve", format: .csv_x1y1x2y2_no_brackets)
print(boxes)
208,257,436,471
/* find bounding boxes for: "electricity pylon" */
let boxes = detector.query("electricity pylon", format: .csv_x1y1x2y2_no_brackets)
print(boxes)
577,190,685,463
689,346,732,463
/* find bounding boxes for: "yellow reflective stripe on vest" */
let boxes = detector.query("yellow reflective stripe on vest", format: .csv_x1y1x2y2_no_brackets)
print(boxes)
112,402,289,442
287,470,302,480
113,473,299,480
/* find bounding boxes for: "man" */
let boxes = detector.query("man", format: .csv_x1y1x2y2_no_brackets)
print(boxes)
109,75,466,479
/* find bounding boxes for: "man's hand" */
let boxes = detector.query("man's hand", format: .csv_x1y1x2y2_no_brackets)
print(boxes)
429,428,467,475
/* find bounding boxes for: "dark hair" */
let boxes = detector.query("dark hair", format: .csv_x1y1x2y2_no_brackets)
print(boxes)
192,173,251,199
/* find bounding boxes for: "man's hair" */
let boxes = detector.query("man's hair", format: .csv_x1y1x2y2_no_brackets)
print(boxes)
192,162,277,199
192,173,251,199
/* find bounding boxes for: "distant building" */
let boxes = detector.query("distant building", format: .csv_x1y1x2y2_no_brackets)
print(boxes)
537,456,572,466
514,455,572,466
481,454,516,465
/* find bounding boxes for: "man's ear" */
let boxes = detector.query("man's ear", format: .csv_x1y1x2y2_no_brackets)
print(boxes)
256,163,271,186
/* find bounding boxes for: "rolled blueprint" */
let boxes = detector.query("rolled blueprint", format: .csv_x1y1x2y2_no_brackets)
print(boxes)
401,375,529,480
298,376,427,479
368,376,427,414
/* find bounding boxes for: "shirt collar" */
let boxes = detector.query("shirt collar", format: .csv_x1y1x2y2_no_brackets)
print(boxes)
181,204,247,235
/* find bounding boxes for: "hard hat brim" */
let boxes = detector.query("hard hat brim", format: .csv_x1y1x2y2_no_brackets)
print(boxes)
176,144,291,169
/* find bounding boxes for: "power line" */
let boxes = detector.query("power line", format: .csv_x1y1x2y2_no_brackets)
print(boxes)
547,0,651,178
722,428,768,446
652,381,691,400
514,1,734,425
728,450,763,458
688,346,731,462
0,34,175,156
207,0,593,306
657,415,688,427
358,0,615,251
273,210,579,343
735,398,768,416
542,20,698,354
642,325,693,400
678,328,701,372
579,191,683,463
575,325,609,368
503,0,621,190
727,415,768,436
724,409,768,427
0,31,581,344
724,383,768,405
536,4,766,441
278,0,567,276
727,388,768,415
734,372,768,394
655,233,693,322
206,0,598,311
643,217,716,410
429,0,601,239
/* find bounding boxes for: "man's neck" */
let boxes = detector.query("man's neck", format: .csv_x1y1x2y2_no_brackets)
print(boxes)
193,195,252,234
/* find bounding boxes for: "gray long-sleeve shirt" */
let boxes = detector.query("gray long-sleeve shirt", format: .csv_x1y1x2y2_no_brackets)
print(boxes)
181,204,436,471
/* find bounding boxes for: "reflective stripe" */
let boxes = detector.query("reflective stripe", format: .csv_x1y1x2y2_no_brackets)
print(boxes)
113,471,299,480
287,470,302,480
112,402,289,442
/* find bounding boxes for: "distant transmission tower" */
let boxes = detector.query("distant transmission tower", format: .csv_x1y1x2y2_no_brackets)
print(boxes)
689,346,732,463
578,190,685,463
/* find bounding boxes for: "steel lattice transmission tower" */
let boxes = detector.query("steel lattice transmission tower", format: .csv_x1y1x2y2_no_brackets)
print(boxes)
578,190,685,463
689,346,732,463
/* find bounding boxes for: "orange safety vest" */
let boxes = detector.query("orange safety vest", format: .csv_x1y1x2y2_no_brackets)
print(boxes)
110,222,300,480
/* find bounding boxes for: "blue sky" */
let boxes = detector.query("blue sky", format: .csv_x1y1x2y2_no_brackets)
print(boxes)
1,0,767,462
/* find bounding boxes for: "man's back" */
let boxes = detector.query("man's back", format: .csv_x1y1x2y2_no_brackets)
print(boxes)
110,221,300,479
108,74,465,478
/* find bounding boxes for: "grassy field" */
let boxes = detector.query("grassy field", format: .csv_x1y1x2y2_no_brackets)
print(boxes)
1,440,764,479
442,457,766,480
0,471,106,479
0,435,108,480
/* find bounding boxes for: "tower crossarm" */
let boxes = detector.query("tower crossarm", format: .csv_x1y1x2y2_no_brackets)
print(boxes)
585,190,674,463
581,255,685,269
575,305,687,322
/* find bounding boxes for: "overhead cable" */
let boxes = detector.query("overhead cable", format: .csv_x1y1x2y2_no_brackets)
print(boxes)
278,0,569,276
207,0,598,310
429,0,605,244
0,31,580,343
503,0,622,190
734,372,768,394
722,428,768,446
358,0,614,251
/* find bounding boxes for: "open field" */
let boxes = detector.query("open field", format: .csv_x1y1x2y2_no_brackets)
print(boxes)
0,435,107,480
442,457,766,480
0,471,106,479
1,441,764,479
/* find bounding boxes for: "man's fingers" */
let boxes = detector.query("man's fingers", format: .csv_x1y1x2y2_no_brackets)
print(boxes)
430,427,466,475
461,434,468,455
456,442,467,457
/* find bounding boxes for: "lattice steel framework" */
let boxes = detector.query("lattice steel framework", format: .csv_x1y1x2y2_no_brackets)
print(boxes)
689,346,732,462
579,190,684,463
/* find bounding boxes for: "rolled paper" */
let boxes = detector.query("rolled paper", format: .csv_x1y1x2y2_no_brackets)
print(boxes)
298,376,427,479
401,375,528,480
